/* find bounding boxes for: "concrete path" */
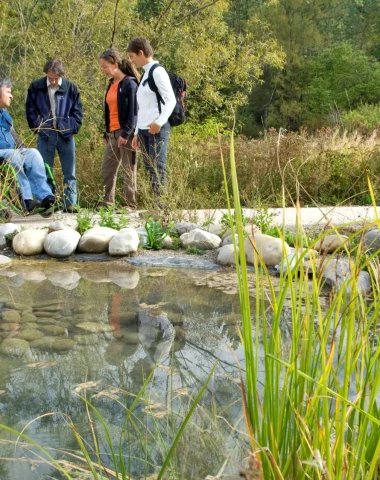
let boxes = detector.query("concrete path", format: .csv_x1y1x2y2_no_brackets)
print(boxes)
7,206,379,231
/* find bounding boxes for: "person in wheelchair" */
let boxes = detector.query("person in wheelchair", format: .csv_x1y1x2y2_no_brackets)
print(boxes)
0,78,55,215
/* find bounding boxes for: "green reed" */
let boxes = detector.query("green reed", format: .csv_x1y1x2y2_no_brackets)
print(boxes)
222,130,380,479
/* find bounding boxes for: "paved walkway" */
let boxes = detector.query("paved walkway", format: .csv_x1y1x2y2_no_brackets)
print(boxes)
7,206,380,231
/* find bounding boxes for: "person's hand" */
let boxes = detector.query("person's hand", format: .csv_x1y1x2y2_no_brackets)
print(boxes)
117,136,128,148
148,122,161,134
103,138,108,145
131,136,139,150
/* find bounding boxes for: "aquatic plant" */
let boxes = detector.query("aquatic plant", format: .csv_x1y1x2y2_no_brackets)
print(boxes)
222,129,380,479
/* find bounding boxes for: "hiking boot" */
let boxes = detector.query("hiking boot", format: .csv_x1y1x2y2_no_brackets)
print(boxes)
24,199,41,213
40,195,56,217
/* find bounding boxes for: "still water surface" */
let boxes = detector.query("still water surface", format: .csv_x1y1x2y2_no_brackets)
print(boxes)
0,261,250,479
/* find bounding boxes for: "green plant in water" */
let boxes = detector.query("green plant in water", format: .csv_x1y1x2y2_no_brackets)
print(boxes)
221,128,380,479
99,205,129,230
76,208,95,234
144,217,167,250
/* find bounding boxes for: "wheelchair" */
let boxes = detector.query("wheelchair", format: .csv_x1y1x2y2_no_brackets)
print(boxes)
0,157,57,221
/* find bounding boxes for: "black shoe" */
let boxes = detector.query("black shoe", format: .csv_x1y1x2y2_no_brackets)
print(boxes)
62,204,79,214
24,199,41,213
40,195,55,217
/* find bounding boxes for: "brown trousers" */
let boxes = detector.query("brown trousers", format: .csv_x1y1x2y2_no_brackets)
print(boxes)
102,129,137,207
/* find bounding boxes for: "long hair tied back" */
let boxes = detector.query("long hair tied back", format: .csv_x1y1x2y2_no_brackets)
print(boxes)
99,48,140,81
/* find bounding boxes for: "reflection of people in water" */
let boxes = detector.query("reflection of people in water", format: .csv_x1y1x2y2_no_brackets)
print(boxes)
138,309,176,363
107,294,186,367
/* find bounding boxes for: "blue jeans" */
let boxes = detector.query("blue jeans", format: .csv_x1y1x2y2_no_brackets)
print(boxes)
0,148,53,201
37,131,77,206
138,123,170,198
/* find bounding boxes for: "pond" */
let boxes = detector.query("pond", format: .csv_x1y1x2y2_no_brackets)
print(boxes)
0,260,256,479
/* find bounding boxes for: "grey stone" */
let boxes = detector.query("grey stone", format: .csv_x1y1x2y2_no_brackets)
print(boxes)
217,244,237,266
173,222,201,235
364,229,380,253
135,227,148,247
322,258,372,294
222,234,239,246
74,334,102,345
44,230,81,258
30,337,75,352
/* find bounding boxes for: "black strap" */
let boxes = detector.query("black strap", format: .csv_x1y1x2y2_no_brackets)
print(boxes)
142,63,165,114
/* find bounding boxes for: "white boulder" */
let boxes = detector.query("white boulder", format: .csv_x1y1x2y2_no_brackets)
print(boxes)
180,229,221,250
44,230,81,258
12,229,48,256
217,244,237,266
245,234,290,267
78,227,117,253
109,228,139,256
314,234,348,253
48,219,78,233
0,223,21,248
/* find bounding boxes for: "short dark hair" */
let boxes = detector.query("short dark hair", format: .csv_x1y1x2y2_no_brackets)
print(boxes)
127,37,154,57
43,59,65,76
0,78,12,93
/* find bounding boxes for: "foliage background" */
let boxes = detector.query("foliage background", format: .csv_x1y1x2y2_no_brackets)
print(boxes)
1,0,380,207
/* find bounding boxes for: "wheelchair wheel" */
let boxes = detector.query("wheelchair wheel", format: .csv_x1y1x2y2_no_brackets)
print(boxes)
4,184,25,215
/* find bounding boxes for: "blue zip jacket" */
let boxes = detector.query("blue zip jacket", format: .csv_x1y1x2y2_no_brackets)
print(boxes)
0,109,15,150
26,77,83,140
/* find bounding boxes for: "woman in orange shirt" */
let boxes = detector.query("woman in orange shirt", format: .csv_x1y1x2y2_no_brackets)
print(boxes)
99,49,140,209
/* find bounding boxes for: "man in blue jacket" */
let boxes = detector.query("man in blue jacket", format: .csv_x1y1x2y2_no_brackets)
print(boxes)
26,59,83,213
0,78,55,214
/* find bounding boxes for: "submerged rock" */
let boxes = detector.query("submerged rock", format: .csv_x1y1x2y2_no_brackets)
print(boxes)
38,325,67,336
76,322,115,333
17,329,44,341
0,338,30,357
30,337,75,352
2,310,21,323
0,255,11,267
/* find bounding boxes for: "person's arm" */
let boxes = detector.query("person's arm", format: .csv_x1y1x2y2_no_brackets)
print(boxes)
69,85,83,134
152,67,176,127
120,79,138,139
10,127,26,149
25,84,40,132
